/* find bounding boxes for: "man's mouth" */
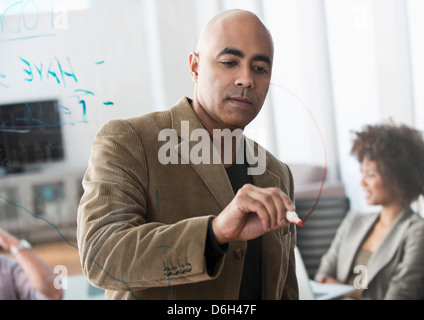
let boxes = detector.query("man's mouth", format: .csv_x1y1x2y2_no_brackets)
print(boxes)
227,97,253,107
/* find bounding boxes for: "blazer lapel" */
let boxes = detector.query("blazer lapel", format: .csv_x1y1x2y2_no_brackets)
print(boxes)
252,166,280,190
170,98,235,210
366,208,414,283
248,141,288,299
339,212,379,282
243,134,281,189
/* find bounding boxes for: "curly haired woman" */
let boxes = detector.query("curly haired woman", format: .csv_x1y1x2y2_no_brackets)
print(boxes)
315,122,424,300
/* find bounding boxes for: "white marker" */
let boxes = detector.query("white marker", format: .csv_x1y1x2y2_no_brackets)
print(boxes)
286,211,303,227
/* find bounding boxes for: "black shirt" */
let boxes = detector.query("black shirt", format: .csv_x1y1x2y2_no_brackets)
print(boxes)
205,160,262,300
225,161,262,300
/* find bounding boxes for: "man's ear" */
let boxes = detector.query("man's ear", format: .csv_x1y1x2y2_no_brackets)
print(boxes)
189,51,199,82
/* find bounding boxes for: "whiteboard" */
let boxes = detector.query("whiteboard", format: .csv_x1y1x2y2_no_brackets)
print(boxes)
0,0,199,245
0,0,199,173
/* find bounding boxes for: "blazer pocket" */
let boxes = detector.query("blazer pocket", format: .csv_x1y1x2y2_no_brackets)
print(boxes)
279,232,291,272
264,230,292,299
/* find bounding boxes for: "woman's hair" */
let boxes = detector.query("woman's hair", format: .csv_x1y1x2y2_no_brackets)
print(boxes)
351,122,424,206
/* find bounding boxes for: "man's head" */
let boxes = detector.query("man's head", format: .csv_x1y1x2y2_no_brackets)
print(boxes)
189,9,274,132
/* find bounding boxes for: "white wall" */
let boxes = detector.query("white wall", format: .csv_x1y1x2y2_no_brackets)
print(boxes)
262,0,338,182
407,0,424,214
325,0,422,213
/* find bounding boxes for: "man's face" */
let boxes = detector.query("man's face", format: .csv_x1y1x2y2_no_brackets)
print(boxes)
191,14,274,131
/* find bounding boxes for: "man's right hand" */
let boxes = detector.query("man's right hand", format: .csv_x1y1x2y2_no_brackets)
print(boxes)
211,184,295,245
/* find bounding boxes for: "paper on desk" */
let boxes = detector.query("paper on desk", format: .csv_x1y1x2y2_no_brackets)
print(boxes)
309,280,355,300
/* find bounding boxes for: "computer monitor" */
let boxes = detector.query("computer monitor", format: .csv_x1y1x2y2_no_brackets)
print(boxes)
0,100,64,174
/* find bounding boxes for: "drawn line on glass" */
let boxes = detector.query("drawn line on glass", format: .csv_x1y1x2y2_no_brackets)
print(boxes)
0,33,56,43
0,74,8,88
0,195,77,250
270,82,328,223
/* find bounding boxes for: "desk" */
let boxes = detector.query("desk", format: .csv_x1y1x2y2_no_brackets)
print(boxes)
32,240,82,275
1,241,106,299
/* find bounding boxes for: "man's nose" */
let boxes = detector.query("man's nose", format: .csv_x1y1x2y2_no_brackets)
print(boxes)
235,67,254,89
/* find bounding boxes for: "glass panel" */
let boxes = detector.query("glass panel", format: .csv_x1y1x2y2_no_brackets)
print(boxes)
32,182,66,222
0,187,19,222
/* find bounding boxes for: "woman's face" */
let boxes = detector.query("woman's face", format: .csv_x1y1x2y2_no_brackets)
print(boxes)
360,158,398,206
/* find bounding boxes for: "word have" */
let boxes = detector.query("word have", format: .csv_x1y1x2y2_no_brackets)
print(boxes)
158,121,266,175
19,56,77,88
0,73,7,88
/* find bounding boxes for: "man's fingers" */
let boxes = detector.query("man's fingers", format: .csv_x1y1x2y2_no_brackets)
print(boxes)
275,188,295,211
237,190,272,230
215,184,299,243
248,188,278,229
270,187,297,226
239,184,295,229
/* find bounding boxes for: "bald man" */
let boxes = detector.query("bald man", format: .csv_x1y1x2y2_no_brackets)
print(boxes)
77,9,299,300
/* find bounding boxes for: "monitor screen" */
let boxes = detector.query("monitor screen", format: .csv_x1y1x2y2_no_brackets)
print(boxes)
0,100,64,173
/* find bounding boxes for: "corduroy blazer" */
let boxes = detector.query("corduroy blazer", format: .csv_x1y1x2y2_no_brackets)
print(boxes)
315,208,424,299
77,97,299,300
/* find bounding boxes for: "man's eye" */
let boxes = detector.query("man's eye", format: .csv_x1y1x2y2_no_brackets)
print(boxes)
254,66,268,74
221,61,236,67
